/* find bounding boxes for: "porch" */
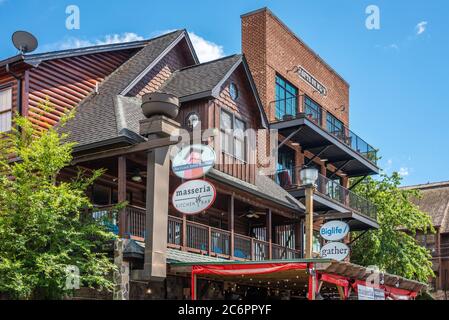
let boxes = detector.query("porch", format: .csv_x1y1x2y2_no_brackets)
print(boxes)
273,166,379,230
95,204,302,261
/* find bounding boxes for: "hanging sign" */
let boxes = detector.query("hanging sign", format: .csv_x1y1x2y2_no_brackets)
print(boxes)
296,66,328,96
172,144,216,180
172,179,216,215
320,221,350,241
319,242,350,261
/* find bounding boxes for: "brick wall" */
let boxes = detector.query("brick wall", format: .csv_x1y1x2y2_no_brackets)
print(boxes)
242,8,350,126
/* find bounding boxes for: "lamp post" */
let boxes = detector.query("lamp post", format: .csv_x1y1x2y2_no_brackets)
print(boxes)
299,167,318,259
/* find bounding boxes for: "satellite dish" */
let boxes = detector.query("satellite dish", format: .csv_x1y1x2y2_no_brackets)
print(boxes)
12,31,38,54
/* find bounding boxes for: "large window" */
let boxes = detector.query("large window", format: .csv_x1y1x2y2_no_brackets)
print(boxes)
303,96,322,125
0,87,12,133
220,109,247,161
326,113,345,140
275,75,298,120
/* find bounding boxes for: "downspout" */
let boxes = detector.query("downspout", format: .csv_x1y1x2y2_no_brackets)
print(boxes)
5,63,22,116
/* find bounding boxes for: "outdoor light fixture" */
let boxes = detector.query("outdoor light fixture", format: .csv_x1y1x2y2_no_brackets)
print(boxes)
131,174,143,183
131,169,143,183
299,166,319,186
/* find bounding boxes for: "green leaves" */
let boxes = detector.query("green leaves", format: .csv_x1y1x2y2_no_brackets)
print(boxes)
351,172,434,283
0,111,116,299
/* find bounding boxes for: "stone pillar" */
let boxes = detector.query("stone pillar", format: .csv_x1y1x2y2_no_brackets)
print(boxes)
113,239,130,300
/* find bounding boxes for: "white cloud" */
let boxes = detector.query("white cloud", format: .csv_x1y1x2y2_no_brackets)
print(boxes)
187,32,224,63
48,30,224,63
398,167,410,177
55,32,144,50
416,21,428,35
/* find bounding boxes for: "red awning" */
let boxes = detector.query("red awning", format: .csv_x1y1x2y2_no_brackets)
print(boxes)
192,262,308,276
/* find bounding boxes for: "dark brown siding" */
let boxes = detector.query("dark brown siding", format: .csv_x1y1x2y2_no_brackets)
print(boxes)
211,65,260,185
27,49,138,131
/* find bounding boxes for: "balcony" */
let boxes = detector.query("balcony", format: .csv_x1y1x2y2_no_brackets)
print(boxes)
92,205,302,261
274,167,378,230
270,95,379,177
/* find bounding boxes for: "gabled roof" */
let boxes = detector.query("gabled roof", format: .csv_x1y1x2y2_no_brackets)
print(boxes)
159,54,241,100
1,38,150,69
208,168,305,212
403,181,449,233
159,54,269,127
62,30,192,151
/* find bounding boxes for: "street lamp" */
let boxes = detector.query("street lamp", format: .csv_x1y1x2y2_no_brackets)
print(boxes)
300,167,318,260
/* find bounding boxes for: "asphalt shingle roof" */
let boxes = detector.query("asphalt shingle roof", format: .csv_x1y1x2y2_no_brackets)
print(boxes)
404,181,449,233
208,168,305,212
159,54,242,99
62,30,185,149
124,240,230,263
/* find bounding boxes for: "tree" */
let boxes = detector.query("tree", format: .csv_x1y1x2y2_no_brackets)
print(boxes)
0,111,116,299
351,172,435,283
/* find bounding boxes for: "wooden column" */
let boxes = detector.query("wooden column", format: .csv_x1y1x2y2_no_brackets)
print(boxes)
266,209,272,259
305,186,314,259
118,156,127,238
228,193,235,258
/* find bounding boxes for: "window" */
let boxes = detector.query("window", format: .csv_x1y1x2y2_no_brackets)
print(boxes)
326,113,345,140
0,87,12,133
303,96,322,125
229,82,239,100
275,75,298,120
220,109,247,161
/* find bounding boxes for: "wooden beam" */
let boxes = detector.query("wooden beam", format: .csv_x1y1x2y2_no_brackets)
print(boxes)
305,186,314,259
228,193,235,258
118,156,127,238
72,136,180,165
267,209,272,259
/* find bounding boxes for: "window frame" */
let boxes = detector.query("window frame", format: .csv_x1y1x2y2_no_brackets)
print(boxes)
219,108,247,162
229,82,239,101
303,95,323,125
0,85,13,133
275,74,298,120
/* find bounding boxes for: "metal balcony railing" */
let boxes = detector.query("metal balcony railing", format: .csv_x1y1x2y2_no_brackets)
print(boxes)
270,95,378,164
273,167,377,221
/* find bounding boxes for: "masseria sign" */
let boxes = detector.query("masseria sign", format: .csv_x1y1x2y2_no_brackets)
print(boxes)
172,179,216,215
172,144,216,180
320,221,349,241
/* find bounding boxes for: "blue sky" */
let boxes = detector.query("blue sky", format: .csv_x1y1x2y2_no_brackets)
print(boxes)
1,0,448,186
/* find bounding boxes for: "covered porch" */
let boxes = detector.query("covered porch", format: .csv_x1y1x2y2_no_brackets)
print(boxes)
169,259,427,300
61,151,306,262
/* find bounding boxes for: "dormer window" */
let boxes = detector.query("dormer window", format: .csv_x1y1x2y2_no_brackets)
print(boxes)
0,87,12,133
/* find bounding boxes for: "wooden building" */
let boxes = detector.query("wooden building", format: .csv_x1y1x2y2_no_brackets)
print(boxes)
403,181,449,296
0,8,426,300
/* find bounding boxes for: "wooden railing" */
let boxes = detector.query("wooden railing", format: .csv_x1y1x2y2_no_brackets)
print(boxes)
167,216,301,261
91,205,302,261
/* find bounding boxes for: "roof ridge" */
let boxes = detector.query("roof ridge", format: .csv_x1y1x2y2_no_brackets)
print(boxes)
402,181,449,190
20,29,184,63
176,54,241,72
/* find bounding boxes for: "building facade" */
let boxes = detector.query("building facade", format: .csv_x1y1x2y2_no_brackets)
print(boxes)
0,8,425,300
403,181,449,296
